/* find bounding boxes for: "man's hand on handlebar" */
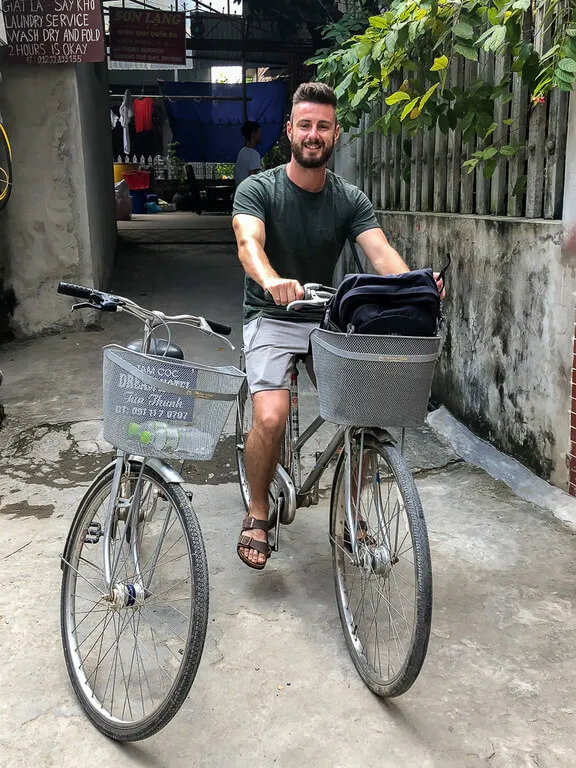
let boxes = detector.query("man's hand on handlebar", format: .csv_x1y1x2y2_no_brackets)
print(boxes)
263,277,305,306
433,272,446,299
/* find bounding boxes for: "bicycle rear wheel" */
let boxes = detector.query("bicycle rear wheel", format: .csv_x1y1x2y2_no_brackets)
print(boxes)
60,461,209,740
0,123,13,212
330,435,432,697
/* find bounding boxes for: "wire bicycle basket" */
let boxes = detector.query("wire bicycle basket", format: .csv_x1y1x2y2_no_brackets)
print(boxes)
103,345,245,461
310,329,441,429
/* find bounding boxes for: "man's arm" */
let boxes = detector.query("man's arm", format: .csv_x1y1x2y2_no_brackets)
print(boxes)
356,227,446,295
233,213,304,305
355,227,410,275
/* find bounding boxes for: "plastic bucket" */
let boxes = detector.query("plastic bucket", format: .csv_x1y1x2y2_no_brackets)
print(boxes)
130,189,147,214
113,163,138,183
123,170,150,191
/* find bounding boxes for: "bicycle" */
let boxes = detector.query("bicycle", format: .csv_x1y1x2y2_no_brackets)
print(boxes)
0,73,13,212
56,281,244,740
236,284,441,697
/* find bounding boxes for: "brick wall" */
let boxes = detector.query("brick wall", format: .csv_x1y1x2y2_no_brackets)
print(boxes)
571,307,576,496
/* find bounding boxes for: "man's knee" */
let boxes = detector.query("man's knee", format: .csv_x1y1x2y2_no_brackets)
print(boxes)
252,391,289,441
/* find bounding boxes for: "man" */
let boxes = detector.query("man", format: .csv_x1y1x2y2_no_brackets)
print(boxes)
232,82,443,569
234,120,262,187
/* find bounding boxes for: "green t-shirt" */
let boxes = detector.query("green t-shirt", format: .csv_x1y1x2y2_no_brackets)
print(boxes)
232,165,380,322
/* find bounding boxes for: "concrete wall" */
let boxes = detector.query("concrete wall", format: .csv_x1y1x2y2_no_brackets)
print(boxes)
333,133,575,491
0,63,116,337
76,63,117,289
376,212,573,489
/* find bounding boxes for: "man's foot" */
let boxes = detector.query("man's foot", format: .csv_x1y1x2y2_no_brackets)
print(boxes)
237,515,271,570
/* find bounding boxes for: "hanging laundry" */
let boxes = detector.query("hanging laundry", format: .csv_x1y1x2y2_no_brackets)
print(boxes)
119,89,133,155
110,110,119,129
134,97,154,132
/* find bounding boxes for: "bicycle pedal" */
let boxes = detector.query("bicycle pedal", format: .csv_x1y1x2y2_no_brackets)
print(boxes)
84,522,102,543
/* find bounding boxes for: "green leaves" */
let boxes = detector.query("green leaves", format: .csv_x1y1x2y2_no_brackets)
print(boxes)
334,72,353,99
431,55,449,71
558,58,576,73
454,43,478,61
351,84,370,108
386,91,412,105
313,0,572,167
368,15,388,29
401,98,419,120
454,21,474,40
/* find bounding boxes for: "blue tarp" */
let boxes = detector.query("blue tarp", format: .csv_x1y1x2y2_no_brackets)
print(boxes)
160,80,287,163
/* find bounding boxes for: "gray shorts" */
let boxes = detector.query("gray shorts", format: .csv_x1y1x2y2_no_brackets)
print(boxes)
243,317,319,393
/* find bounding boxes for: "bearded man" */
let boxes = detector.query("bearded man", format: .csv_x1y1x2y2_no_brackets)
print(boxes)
232,82,415,569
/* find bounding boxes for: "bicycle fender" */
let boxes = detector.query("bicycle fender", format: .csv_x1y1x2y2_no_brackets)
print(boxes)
87,455,185,486
60,456,184,569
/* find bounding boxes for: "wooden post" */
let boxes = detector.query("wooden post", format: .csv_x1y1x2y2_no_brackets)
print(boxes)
372,100,383,209
491,54,511,215
544,90,570,219
525,4,551,218
508,72,529,217
460,60,476,214
475,51,494,216
446,58,463,213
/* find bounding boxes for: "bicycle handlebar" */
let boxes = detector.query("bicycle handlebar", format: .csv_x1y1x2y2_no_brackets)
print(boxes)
57,281,232,337
57,282,95,300
286,283,336,313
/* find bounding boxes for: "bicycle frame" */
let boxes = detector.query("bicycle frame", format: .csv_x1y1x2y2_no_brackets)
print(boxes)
271,359,396,558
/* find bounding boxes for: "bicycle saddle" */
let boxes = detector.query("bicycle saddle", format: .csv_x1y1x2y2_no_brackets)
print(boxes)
126,338,184,360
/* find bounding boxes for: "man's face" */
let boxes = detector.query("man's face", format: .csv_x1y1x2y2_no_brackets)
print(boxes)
287,102,340,169
254,127,262,145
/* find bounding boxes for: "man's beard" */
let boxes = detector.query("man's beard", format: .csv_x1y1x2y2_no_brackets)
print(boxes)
291,137,335,169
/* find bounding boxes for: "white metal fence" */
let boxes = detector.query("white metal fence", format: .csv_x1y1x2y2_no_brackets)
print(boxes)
115,155,222,181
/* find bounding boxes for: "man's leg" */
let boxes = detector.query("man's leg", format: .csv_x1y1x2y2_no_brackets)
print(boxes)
240,389,289,566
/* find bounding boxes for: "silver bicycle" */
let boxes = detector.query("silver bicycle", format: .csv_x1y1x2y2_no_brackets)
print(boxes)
57,281,243,740
236,284,441,697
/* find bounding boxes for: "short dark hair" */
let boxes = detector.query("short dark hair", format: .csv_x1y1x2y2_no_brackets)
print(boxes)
292,82,337,110
241,120,260,140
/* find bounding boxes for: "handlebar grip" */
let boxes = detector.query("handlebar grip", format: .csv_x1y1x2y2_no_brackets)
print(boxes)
57,281,94,299
206,318,232,336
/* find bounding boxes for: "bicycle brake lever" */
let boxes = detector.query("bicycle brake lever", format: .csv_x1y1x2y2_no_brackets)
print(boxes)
70,301,96,312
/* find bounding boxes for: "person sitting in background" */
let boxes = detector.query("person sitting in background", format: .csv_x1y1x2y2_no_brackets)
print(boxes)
234,121,262,188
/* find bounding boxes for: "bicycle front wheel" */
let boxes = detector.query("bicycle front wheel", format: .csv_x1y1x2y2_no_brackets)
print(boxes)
235,378,252,511
330,436,432,697
60,461,209,741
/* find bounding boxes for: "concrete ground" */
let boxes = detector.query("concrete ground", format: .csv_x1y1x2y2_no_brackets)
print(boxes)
1,216,576,767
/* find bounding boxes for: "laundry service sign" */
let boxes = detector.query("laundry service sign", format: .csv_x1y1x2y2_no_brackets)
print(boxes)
1,0,105,63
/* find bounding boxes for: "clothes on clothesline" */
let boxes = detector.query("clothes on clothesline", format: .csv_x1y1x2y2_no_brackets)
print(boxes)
119,89,133,154
110,101,163,160
134,98,154,132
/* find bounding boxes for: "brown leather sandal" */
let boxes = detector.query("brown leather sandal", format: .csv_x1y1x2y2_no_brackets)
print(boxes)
237,516,271,570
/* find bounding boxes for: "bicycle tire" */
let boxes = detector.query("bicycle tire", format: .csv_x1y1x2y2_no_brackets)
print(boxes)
60,461,209,741
330,436,432,697
0,123,13,212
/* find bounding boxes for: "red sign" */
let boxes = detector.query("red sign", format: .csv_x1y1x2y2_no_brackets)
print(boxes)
109,8,186,66
2,0,105,64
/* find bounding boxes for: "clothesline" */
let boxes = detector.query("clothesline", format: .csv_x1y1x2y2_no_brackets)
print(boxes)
109,93,252,101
